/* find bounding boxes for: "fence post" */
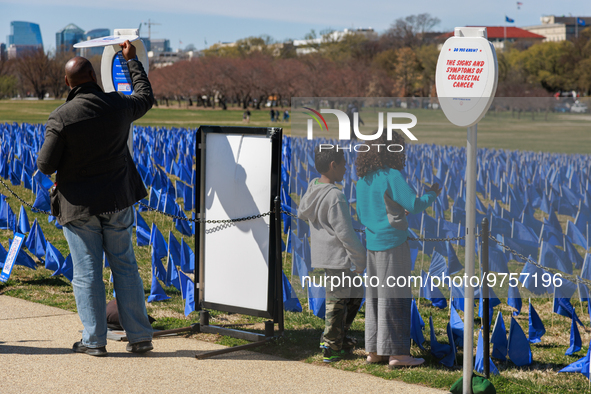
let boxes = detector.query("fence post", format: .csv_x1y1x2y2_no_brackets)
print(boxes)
482,217,490,379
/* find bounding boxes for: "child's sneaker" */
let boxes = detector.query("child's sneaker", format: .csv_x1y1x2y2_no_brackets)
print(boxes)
323,347,347,363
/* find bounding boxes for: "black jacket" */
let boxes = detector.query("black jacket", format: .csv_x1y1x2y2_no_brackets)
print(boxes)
37,59,153,225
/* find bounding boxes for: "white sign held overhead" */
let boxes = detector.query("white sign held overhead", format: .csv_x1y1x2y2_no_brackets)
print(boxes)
435,27,498,127
73,35,139,48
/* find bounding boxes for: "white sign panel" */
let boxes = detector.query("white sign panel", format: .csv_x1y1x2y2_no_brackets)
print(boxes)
73,35,139,48
435,27,498,127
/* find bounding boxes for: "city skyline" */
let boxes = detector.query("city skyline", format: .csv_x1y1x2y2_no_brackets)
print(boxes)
1,0,589,52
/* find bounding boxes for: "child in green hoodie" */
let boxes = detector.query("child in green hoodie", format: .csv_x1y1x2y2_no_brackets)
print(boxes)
298,145,366,363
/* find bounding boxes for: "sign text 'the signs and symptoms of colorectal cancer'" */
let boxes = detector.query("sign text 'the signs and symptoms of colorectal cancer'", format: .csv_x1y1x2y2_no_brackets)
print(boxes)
435,28,498,127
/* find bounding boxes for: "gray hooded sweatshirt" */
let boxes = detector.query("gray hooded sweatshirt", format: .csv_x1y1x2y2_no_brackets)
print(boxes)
298,179,367,271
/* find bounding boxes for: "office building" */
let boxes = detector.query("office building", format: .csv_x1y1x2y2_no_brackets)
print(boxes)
524,16,591,42
56,23,85,53
79,28,110,57
7,21,43,58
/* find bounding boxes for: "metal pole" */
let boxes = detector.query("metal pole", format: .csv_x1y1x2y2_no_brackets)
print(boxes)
463,124,477,394
482,217,490,379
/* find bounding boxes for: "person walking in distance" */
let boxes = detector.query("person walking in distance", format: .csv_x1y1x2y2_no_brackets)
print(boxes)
37,40,154,357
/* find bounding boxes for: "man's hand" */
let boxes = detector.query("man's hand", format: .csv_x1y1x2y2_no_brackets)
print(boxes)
120,40,137,61
427,182,442,196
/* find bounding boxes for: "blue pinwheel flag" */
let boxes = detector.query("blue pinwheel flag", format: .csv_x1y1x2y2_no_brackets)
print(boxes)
17,205,30,234
429,315,451,359
410,298,426,350
528,300,546,344
135,211,150,246
147,274,170,302
308,283,326,319
508,316,532,366
475,329,500,375
282,272,302,312
566,314,582,356
491,311,508,361
178,270,195,316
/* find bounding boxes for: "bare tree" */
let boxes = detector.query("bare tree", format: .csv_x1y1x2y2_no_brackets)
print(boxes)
16,48,51,99
385,13,441,48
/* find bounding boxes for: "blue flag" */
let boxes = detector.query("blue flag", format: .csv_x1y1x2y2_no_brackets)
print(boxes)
44,241,64,274
475,329,500,375
147,275,171,302
17,205,30,234
308,283,326,319
491,311,508,361
410,298,426,350
450,304,464,347
25,218,46,259
174,210,193,237
282,272,302,312
178,270,195,316
446,241,463,275
150,223,168,259
61,254,73,282
180,237,195,273
429,315,451,359
566,314,582,355
440,322,457,368
528,300,546,344
32,186,50,212
520,262,551,295
508,316,532,366
559,339,591,376
135,211,150,247
429,251,447,277
507,285,522,316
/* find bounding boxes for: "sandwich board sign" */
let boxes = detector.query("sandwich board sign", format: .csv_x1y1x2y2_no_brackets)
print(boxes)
435,27,498,127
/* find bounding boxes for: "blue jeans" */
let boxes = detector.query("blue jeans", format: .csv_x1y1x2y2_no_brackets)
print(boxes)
63,207,153,348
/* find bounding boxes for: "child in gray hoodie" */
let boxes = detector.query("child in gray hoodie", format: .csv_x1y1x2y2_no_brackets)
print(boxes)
298,145,367,363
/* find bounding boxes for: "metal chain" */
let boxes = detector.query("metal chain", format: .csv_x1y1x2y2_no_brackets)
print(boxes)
137,201,272,224
0,176,51,215
488,234,591,289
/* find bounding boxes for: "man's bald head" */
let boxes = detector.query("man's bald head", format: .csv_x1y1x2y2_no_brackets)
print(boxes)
65,57,96,88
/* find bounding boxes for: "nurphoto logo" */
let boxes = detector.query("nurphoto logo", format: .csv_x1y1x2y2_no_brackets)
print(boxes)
303,107,418,152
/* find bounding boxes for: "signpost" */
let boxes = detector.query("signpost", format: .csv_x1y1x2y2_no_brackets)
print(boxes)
435,27,498,394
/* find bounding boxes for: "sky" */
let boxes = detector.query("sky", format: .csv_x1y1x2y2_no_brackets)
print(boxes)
1,0,589,52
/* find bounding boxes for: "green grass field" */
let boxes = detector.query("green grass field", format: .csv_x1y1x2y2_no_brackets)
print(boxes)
1,99,590,393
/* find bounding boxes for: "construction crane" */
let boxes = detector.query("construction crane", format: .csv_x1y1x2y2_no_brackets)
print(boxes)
143,19,161,41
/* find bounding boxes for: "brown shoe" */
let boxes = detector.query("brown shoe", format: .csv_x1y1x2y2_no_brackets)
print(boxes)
366,352,386,364
388,355,425,368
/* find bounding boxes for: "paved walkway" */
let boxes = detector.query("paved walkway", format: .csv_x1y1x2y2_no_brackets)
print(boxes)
0,295,449,393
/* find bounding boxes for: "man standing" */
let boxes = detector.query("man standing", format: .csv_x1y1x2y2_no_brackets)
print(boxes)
37,40,153,357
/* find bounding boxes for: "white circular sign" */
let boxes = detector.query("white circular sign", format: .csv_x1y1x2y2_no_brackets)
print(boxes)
435,31,498,127
73,35,139,48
